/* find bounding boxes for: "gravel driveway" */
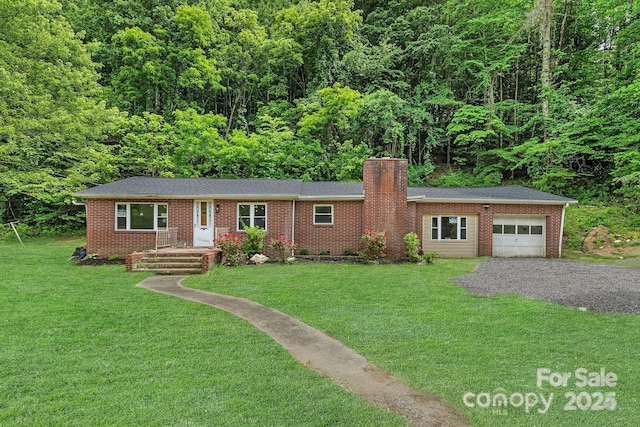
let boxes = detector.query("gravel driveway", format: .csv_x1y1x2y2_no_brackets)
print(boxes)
452,258,640,314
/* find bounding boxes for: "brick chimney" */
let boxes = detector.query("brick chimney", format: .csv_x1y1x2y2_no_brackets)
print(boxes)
363,157,408,258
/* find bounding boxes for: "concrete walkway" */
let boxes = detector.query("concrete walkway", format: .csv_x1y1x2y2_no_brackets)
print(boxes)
138,276,469,427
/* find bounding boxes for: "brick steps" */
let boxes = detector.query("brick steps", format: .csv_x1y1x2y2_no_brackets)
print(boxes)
127,249,222,274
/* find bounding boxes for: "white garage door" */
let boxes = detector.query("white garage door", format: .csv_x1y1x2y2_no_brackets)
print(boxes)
492,215,545,257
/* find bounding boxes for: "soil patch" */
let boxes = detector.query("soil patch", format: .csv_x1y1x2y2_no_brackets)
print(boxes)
76,258,125,266
582,225,640,257
138,276,469,427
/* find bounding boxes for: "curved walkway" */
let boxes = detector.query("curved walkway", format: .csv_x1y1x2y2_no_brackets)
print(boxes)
138,276,469,427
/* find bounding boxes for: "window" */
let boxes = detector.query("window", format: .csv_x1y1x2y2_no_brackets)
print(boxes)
238,203,267,230
115,203,168,231
313,205,333,225
431,216,468,240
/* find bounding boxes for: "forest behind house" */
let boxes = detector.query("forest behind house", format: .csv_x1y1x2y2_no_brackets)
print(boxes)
1,0,639,234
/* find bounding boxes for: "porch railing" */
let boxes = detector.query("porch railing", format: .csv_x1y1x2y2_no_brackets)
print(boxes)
156,227,178,250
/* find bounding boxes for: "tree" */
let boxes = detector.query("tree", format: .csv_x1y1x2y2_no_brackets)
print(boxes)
0,0,122,231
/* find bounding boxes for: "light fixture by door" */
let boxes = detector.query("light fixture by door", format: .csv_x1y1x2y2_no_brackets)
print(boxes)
215,204,220,213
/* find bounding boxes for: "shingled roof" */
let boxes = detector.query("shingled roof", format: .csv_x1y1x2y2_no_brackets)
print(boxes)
408,185,576,204
74,177,304,199
74,177,576,204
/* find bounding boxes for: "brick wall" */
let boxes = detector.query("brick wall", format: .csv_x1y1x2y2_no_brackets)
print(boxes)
86,199,192,257
410,202,565,257
363,158,408,258
294,200,363,255
212,199,294,258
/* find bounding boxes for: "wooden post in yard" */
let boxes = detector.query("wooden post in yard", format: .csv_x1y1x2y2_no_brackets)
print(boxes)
8,222,25,246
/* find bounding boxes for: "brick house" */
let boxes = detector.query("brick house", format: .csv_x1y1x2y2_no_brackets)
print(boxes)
73,158,576,259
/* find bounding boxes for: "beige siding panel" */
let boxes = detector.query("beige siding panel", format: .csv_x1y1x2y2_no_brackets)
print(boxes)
422,214,478,258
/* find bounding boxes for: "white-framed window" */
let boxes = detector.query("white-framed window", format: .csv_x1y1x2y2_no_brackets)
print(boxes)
237,203,267,230
431,216,468,240
313,204,333,225
115,203,168,231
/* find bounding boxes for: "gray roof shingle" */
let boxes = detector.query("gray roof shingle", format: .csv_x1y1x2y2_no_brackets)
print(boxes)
300,182,364,198
74,178,576,204
407,185,576,203
74,177,303,198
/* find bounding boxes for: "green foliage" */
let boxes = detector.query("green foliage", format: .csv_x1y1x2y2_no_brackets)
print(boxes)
241,225,267,258
563,204,640,251
216,233,247,266
403,232,437,265
611,150,640,204
419,252,438,265
431,169,501,188
0,0,122,232
270,233,296,262
359,229,386,262
403,232,421,262
5,0,640,230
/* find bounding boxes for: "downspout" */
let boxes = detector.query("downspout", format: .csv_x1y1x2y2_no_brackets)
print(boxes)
558,203,568,258
72,198,88,218
291,200,296,256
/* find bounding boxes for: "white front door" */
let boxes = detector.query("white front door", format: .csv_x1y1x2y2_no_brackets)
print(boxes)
193,201,214,247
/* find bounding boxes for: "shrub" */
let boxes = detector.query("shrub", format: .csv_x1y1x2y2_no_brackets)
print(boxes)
299,248,309,256
359,229,386,262
403,232,437,265
420,251,438,265
271,234,296,263
242,225,266,258
216,233,246,266
403,232,421,262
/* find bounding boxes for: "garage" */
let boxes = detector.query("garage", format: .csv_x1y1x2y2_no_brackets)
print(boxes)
492,215,545,257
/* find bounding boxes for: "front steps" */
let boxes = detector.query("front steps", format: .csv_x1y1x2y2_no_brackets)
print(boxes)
126,248,222,274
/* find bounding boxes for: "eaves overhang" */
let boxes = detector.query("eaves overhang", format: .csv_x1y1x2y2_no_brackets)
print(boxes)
74,193,300,200
297,195,364,201
410,196,578,205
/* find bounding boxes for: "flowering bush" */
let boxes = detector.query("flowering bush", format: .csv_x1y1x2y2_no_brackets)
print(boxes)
215,233,246,266
359,229,386,262
271,234,296,262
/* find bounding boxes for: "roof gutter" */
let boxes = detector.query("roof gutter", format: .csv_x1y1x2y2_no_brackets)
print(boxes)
73,194,300,200
413,197,578,206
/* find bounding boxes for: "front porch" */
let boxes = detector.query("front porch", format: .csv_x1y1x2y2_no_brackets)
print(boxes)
126,246,222,275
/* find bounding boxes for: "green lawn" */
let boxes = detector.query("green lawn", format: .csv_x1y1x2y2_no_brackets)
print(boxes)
2,238,638,426
0,238,409,426
187,261,640,427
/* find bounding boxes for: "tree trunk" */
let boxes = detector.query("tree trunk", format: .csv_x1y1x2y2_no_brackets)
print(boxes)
539,0,553,141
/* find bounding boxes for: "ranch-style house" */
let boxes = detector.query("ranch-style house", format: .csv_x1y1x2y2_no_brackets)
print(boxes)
73,157,577,261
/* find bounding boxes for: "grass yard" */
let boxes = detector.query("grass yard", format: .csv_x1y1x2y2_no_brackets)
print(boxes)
187,261,640,427
0,238,409,426
2,238,639,426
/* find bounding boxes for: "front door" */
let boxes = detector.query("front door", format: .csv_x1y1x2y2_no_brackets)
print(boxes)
193,201,214,247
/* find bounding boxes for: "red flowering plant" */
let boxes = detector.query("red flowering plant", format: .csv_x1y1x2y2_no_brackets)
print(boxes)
270,233,296,263
359,229,387,262
215,233,246,266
